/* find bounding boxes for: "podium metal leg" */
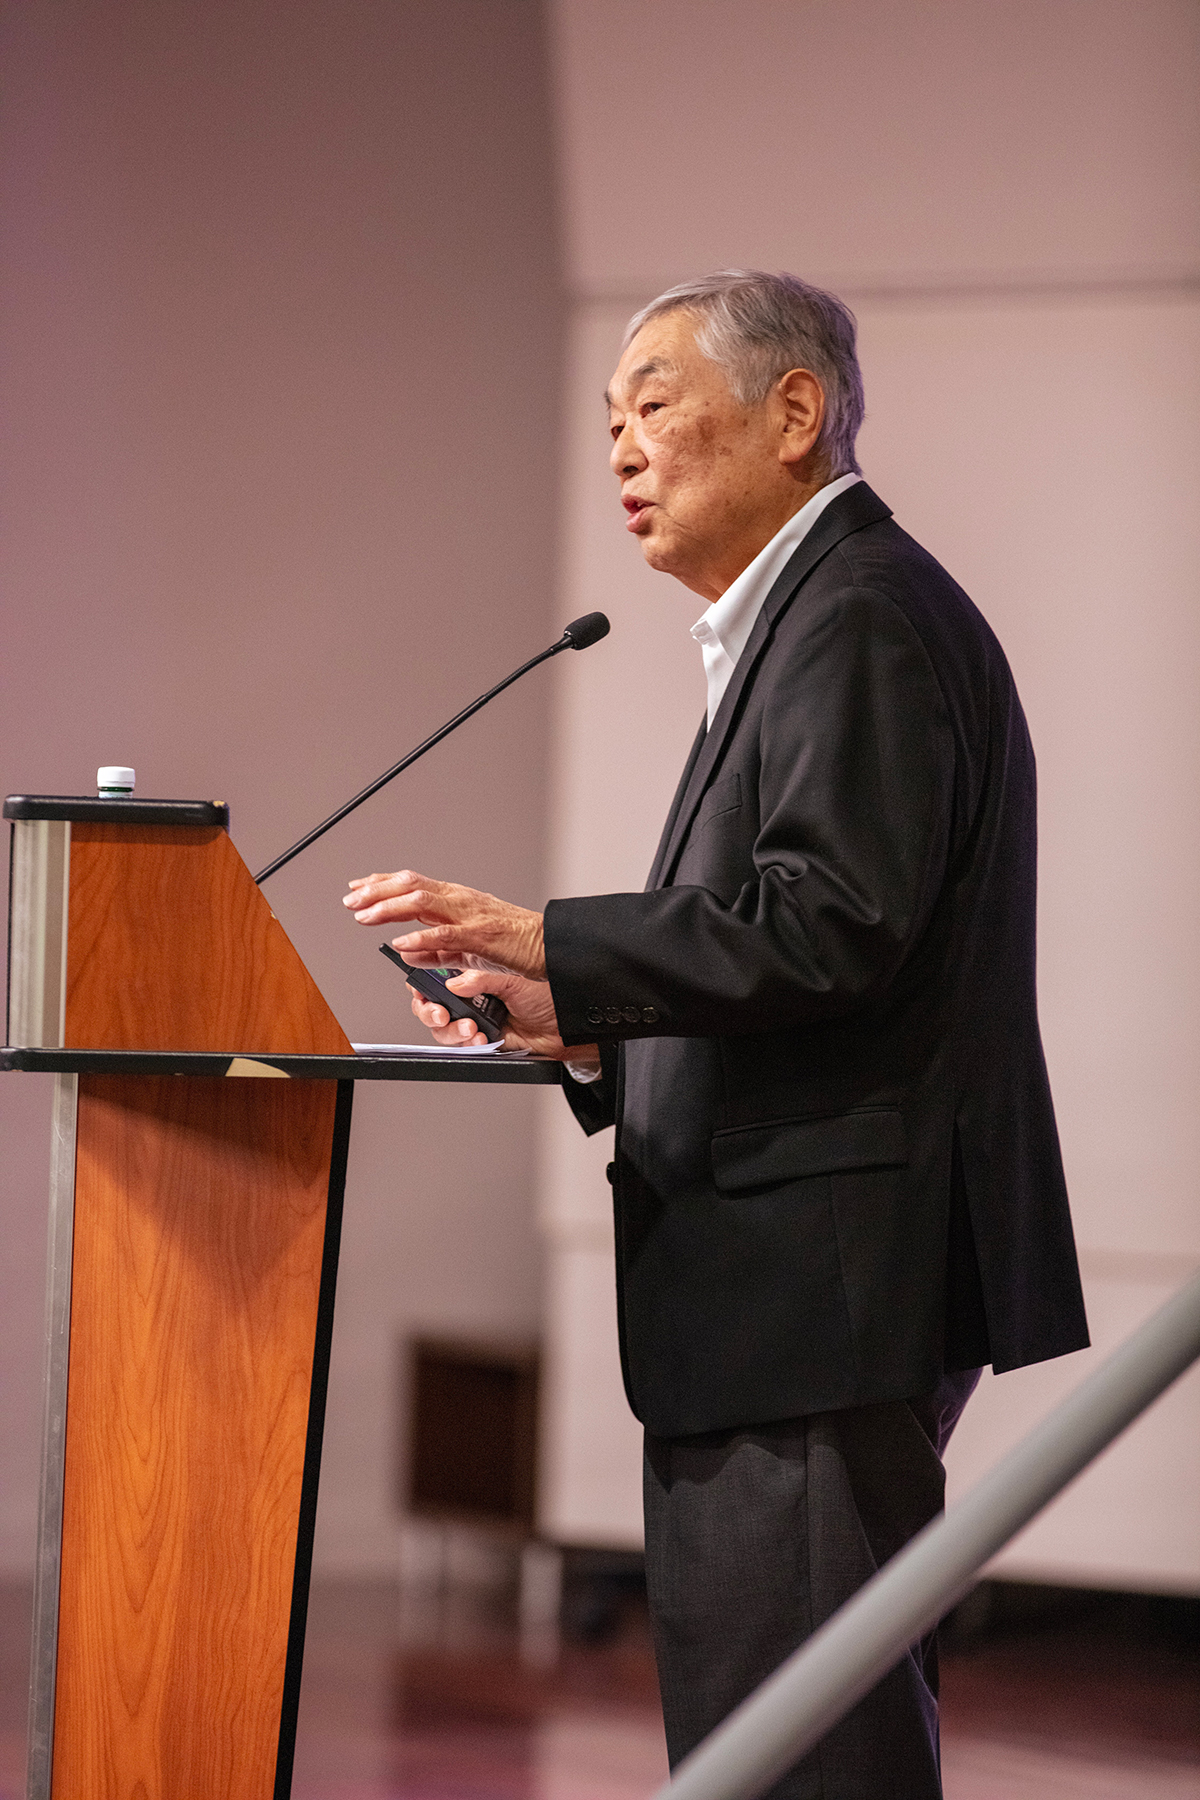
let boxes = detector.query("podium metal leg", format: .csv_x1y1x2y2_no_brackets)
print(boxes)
27,1074,78,1800
27,1074,353,1800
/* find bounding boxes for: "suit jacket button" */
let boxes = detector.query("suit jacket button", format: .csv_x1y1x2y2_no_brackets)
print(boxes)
604,1007,622,1025
586,1008,603,1025
622,1006,640,1024
641,1006,659,1024
605,1162,617,1186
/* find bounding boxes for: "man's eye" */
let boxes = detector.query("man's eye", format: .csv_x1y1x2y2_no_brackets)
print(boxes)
642,402,664,415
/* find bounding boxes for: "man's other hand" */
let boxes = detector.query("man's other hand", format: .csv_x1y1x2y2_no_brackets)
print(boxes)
408,967,595,1064
343,869,546,979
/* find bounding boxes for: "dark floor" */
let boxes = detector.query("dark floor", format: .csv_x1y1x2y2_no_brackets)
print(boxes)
0,1576,1196,1798
939,1584,1200,1769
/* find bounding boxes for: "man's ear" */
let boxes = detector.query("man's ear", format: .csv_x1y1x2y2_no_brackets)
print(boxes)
776,367,825,467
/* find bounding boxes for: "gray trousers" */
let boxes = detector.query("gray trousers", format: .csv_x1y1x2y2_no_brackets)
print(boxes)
643,1372,980,1800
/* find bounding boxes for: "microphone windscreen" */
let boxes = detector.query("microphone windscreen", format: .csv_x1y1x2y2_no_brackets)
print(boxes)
563,612,611,650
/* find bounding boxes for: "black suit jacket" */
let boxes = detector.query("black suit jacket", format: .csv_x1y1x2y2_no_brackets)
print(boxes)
545,483,1088,1438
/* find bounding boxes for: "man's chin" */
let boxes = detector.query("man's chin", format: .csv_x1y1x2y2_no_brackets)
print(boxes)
637,531,683,576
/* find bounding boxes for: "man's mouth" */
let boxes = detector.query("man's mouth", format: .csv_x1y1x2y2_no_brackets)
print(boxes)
623,496,654,532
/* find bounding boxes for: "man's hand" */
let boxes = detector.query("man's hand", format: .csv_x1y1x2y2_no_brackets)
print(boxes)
343,869,546,978
342,867,597,1065
407,967,598,1065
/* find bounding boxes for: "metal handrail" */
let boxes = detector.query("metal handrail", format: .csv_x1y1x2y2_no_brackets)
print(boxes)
658,1269,1200,1800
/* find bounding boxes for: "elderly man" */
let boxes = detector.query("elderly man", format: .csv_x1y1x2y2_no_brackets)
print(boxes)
344,271,1088,1798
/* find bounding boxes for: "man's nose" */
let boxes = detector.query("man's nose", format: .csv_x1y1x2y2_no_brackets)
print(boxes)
610,422,647,476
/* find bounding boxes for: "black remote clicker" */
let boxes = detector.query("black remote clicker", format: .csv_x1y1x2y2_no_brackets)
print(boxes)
378,942,508,1043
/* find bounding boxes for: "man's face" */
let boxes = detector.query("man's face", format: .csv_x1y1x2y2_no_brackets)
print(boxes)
606,310,794,601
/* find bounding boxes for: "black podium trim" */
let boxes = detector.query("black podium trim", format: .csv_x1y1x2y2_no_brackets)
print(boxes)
273,1078,354,1800
4,796,230,827
0,1046,562,1084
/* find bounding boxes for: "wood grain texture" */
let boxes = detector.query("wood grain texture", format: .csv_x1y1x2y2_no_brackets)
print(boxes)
53,1075,340,1800
64,824,351,1053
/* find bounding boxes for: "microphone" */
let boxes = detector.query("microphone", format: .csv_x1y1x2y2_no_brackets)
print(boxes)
254,613,611,884
561,611,610,650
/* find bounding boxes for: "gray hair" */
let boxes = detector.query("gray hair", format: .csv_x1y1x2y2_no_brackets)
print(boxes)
623,270,865,477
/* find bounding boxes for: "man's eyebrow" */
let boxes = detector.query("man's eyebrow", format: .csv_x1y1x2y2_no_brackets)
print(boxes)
604,357,677,411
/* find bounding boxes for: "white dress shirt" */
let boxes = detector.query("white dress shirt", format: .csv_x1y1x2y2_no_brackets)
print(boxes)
691,472,862,727
565,472,861,1084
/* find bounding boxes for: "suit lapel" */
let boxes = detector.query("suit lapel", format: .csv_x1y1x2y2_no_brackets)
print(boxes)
653,482,893,889
646,718,707,890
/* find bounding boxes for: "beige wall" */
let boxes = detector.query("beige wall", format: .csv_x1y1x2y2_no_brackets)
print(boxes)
0,0,562,1573
536,0,1200,1586
553,0,1199,294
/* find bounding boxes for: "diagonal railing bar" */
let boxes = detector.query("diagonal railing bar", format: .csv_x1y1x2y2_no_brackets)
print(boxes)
657,1268,1200,1800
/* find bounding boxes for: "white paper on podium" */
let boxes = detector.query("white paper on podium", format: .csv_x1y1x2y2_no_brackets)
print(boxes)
351,1041,509,1057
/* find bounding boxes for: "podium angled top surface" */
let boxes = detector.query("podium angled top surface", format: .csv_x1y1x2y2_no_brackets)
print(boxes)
7,793,353,1056
5,794,230,827
1,1046,562,1083
5,795,564,1083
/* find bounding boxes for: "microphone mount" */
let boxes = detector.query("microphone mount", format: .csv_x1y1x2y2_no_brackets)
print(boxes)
253,613,610,884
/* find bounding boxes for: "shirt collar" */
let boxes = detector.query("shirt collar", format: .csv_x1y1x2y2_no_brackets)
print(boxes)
691,472,863,670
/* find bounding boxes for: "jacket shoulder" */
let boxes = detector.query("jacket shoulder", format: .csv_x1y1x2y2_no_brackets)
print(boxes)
828,517,1005,657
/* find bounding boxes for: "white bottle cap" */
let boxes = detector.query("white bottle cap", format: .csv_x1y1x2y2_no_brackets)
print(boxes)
97,766,136,795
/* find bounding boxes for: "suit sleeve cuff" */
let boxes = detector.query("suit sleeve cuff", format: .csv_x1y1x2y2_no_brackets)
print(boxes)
544,895,665,1045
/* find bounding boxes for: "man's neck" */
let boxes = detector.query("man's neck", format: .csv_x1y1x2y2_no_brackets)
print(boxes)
695,471,837,603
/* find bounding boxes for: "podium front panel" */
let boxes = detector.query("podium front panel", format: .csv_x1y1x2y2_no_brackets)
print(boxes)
29,1073,352,1800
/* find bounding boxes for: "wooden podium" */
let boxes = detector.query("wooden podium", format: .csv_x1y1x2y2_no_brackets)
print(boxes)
2,795,559,1800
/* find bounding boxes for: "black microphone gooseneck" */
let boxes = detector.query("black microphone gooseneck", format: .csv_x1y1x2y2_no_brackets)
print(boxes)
253,612,610,884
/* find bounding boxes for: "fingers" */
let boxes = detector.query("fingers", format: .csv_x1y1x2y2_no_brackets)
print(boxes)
341,869,546,980
445,967,519,1002
346,886,438,926
390,923,467,956
442,970,574,1058
408,988,486,1047
410,990,449,1029
394,909,546,980
411,963,582,1061
345,870,421,901
343,869,451,922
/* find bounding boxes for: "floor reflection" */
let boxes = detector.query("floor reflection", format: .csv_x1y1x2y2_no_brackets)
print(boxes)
292,1579,666,1800
290,1574,1200,1800
0,1574,1194,1798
